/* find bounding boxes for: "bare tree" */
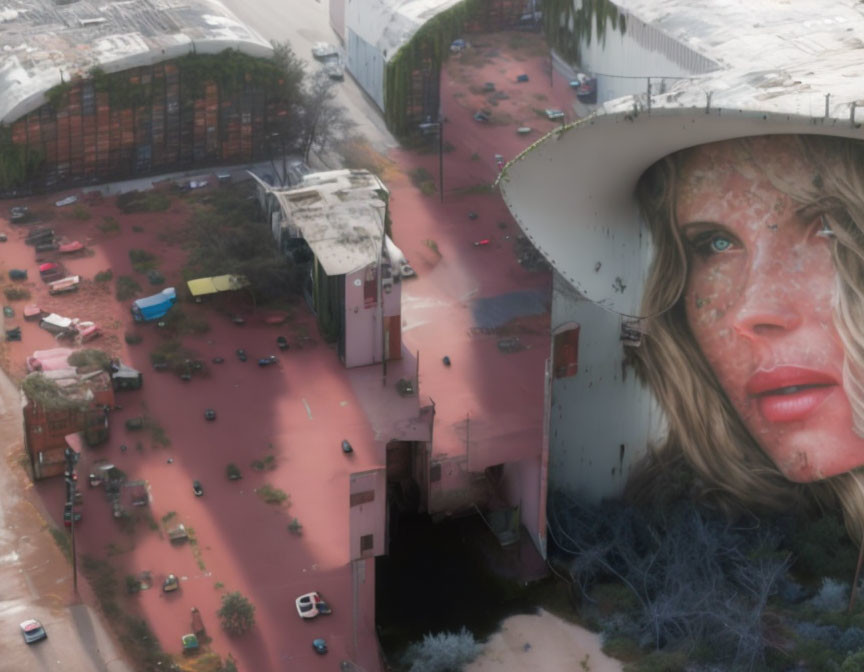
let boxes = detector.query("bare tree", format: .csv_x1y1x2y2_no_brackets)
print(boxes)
297,71,356,163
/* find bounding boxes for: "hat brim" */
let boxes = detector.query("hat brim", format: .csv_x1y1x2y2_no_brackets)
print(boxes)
498,107,864,317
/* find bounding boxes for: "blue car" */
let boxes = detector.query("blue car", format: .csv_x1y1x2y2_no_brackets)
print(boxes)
312,638,328,655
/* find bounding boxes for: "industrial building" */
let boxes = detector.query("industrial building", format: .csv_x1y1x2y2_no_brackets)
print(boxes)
0,0,281,194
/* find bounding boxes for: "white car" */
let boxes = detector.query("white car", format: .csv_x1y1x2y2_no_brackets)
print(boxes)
295,591,333,619
544,108,565,121
311,42,339,60
20,619,47,644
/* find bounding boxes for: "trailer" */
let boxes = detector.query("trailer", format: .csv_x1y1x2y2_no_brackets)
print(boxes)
131,287,176,322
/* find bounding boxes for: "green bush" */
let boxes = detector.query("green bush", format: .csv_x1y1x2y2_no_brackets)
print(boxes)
69,204,91,220
116,190,171,214
116,275,141,301
842,650,864,671
95,269,113,283
124,331,142,345
129,249,158,273
125,574,141,594
218,592,256,636
67,348,111,371
3,286,30,301
97,216,120,233
255,484,288,505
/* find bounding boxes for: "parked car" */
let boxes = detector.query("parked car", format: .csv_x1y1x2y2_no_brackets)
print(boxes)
545,108,565,120
163,574,180,592
311,42,339,60
312,638,328,655
192,480,204,497
235,348,247,362
226,463,242,480
19,619,47,644
204,409,216,421
258,355,277,367
295,592,333,619
277,336,289,351
10,205,31,223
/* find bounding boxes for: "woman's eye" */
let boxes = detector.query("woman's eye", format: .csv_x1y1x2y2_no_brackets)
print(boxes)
709,236,732,253
689,232,736,257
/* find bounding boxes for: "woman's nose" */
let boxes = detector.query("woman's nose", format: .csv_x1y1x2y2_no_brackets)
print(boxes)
732,288,802,340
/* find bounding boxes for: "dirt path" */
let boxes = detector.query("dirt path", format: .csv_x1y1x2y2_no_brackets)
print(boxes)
466,610,623,672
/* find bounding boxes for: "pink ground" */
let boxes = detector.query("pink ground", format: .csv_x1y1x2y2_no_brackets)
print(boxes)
1,186,382,671
0,29,591,672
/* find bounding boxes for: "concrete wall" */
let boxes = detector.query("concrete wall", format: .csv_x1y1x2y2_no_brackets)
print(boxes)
346,29,385,111
502,454,546,557
547,273,661,502
343,265,401,368
350,469,387,559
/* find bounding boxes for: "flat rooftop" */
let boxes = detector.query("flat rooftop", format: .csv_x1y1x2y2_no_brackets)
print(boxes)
0,0,272,124
267,170,389,276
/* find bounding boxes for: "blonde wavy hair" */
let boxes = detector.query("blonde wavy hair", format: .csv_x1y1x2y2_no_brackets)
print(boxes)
629,134,864,540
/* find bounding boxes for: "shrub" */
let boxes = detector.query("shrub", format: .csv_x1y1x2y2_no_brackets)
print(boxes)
4,286,30,300
808,579,849,612
150,340,204,378
255,484,288,505
287,518,303,535
842,649,864,671
116,190,171,214
97,216,120,233
67,348,111,371
218,592,256,636
124,331,142,345
129,249,158,273
116,275,141,301
401,628,482,672
95,269,113,283
69,204,91,220
226,463,242,480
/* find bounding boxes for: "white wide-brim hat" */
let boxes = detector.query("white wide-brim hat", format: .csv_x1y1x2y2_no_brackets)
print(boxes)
499,60,864,317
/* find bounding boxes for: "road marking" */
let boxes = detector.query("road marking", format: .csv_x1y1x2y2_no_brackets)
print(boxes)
302,397,312,419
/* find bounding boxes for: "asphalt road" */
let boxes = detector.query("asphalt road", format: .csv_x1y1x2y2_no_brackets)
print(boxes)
0,358,131,672
221,0,397,152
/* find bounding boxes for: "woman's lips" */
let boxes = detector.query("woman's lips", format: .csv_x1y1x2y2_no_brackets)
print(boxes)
746,367,838,423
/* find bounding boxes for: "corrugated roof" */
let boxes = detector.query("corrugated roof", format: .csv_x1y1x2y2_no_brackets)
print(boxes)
0,0,272,125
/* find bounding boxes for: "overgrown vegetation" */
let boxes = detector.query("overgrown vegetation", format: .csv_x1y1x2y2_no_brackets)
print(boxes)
255,484,289,505
129,248,158,273
157,306,211,336
184,182,302,302
95,269,114,283
4,286,30,300
401,628,482,672
542,0,626,67
0,125,44,191
21,374,87,411
67,348,111,371
218,592,256,636
149,339,205,378
97,216,120,233
116,275,141,301
250,454,276,471
550,488,864,671
116,190,172,214
80,554,174,668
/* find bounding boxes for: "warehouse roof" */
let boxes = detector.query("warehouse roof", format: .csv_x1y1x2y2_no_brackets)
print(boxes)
264,170,389,276
0,0,272,125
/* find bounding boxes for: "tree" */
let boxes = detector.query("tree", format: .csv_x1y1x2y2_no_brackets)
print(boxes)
296,71,356,163
218,591,256,635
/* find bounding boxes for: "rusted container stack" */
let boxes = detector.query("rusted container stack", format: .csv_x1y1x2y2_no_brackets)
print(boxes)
7,58,288,191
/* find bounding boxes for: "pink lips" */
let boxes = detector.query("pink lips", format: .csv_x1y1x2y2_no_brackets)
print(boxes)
746,367,838,423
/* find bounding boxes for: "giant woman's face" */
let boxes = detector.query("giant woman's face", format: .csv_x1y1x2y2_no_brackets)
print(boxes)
676,135,864,482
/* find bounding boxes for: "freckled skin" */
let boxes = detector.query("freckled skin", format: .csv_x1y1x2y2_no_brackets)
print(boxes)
675,136,864,482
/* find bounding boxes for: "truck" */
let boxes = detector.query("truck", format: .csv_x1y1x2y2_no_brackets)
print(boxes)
110,362,143,391
131,287,176,322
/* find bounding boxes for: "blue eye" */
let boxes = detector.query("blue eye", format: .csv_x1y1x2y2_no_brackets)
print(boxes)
710,236,732,253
